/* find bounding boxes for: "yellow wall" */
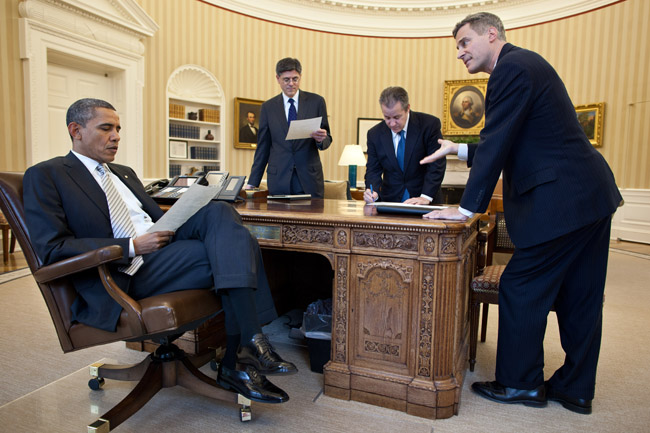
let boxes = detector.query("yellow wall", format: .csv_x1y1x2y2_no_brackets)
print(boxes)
1,0,649,189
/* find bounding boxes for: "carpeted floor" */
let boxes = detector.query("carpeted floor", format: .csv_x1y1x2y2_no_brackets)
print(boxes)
0,250,649,432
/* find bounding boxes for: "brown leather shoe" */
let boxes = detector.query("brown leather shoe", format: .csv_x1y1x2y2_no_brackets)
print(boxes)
237,333,298,375
472,381,547,407
546,383,592,414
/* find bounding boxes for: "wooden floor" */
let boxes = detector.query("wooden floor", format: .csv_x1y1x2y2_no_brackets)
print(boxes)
1,249,27,274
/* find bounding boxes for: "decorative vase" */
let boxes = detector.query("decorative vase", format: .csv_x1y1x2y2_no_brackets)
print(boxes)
188,112,198,120
205,130,214,140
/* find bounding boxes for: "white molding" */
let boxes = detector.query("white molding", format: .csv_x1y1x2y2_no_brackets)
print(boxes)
612,189,650,245
18,0,157,173
210,0,620,37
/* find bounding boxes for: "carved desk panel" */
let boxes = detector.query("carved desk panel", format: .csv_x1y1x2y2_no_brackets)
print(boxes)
235,199,478,419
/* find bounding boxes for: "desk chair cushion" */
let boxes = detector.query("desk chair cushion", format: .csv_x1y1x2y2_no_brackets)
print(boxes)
471,265,506,295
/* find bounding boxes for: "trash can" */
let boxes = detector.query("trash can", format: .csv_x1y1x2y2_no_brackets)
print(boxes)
302,299,332,373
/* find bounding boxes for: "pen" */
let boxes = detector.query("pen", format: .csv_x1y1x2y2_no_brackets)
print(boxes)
370,184,375,202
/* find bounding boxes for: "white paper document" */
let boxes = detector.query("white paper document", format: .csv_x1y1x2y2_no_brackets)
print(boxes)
147,183,220,233
285,117,322,140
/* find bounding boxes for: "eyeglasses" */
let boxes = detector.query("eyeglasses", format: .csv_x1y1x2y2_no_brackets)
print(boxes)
281,77,300,84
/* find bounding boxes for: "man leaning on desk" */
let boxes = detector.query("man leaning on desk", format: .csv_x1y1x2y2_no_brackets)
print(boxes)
246,57,332,198
363,86,446,204
23,98,297,405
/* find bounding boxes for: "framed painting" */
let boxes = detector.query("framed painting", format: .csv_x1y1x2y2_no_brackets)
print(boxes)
575,102,605,147
357,117,382,153
442,79,488,136
234,97,263,149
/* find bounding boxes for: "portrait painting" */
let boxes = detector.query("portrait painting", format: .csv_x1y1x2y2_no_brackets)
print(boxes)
443,79,488,136
234,97,263,149
575,102,605,147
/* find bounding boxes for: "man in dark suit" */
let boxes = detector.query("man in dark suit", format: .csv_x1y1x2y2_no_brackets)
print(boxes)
239,111,258,143
246,57,332,198
23,98,297,404
421,13,622,414
363,86,445,204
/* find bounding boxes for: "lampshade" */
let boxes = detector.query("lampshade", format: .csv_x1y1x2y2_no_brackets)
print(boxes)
338,144,367,166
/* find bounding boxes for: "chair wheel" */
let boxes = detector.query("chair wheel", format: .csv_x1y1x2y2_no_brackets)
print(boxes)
210,359,218,371
240,406,252,422
88,377,105,390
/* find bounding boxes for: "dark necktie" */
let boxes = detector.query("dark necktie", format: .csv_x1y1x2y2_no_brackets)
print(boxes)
288,98,297,125
397,131,410,201
96,164,143,275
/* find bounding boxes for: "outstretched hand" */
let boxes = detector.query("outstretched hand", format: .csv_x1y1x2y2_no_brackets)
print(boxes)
420,139,459,165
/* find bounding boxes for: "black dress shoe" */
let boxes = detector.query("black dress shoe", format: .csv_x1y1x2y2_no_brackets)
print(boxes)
546,383,592,414
217,363,289,404
237,333,298,375
472,381,547,407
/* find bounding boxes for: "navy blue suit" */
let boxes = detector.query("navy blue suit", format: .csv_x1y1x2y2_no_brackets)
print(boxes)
248,91,332,198
23,152,276,332
364,111,445,202
461,44,622,399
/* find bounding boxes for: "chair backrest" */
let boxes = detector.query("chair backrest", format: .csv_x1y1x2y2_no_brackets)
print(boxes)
324,180,351,200
0,172,79,352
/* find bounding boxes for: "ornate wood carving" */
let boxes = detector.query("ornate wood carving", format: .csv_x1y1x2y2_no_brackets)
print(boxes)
336,228,349,249
417,263,435,378
283,224,333,245
422,235,436,255
353,231,418,252
440,235,457,255
334,255,349,363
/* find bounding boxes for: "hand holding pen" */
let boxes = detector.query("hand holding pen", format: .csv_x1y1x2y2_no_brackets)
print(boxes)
364,184,379,203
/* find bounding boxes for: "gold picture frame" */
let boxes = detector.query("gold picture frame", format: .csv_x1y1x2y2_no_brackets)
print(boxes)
234,97,263,150
357,117,382,153
442,78,488,136
575,102,605,147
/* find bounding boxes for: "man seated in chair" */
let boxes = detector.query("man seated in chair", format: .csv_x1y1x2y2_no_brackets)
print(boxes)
23,98,296,404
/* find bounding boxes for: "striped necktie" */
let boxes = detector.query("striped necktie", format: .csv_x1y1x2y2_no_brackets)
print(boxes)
96,164,143,275
397,131,410,201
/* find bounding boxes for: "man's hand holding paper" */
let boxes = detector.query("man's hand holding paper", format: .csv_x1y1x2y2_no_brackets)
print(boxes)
285,117,322,140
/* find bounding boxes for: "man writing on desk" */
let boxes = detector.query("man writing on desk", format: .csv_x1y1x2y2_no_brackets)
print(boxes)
363,86,445,204
23,98,297,405
247,57,332,198
420,13,621,414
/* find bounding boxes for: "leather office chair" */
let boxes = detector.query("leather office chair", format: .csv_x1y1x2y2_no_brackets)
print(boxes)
0,172,250,432
323,180,352,200
0,209,16,264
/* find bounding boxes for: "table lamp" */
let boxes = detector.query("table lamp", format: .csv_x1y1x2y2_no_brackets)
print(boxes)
338,144,367,189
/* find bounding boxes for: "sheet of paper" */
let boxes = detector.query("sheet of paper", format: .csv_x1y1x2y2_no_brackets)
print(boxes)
285,117,322,140
147,183,220,233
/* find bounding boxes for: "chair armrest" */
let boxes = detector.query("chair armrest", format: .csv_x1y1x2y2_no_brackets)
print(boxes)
97,264,146,335
477,218,496,272
32,245,123,284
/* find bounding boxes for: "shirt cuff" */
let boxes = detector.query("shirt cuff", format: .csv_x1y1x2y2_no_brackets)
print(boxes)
129,238,135,257
420,194,432,203
458,206,475,218
457,143,469,161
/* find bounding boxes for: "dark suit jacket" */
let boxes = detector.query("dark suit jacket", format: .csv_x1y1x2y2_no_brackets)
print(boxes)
239,124,258,143
461,44,621,248
23,152,162,330
364,111,445,202
248,91,332,198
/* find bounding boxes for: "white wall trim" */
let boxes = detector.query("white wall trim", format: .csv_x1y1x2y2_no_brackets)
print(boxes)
210,0,621,38
18,0,157,173
612,189,650,245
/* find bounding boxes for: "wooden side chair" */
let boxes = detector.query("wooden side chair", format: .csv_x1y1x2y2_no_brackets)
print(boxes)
1,209,17,264
0,171,252,431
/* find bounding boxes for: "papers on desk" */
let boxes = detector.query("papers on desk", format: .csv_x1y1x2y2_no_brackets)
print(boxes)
369,201,448,215
286,117,322,140
267,194,312,200
147,183,221,232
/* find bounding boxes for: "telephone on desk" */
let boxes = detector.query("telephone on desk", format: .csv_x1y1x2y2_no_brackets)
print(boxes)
147,172,247,204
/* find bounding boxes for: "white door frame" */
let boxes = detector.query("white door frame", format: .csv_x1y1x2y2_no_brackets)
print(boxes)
18,0,158,174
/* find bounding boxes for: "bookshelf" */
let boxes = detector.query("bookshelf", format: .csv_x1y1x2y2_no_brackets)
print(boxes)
166,65,225,177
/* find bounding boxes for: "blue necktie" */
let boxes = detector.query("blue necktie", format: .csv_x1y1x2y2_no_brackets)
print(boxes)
397,131,410,201
288,98,297,125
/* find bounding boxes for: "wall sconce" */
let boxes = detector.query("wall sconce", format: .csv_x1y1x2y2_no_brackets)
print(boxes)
338,144,367,189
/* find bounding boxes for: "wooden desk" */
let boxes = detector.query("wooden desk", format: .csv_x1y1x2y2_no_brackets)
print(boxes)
235,199,479,419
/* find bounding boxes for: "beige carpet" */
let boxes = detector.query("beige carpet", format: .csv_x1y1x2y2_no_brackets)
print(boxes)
0,251,649,432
